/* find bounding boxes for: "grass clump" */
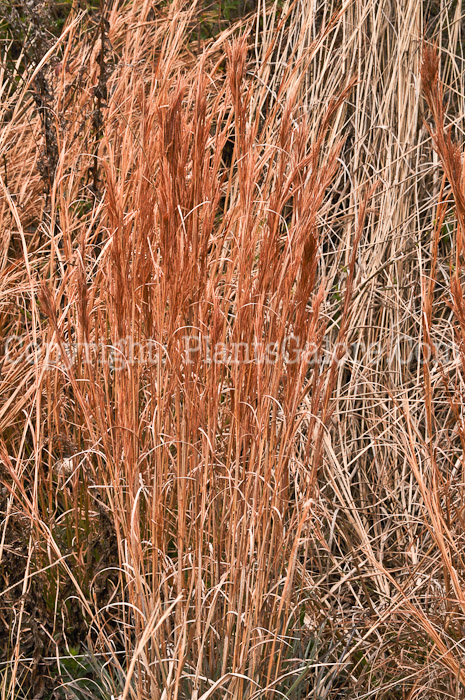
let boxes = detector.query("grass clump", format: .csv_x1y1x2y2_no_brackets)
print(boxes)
1,1,465,699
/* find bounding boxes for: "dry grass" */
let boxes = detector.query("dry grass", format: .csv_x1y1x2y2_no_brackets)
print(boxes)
1,0,465,698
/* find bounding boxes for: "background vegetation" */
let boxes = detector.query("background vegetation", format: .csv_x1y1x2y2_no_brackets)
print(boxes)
1,0,465,698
